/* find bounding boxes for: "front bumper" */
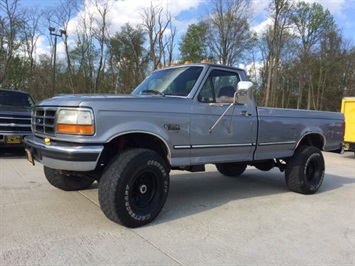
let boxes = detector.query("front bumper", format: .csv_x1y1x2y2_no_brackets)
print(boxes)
23,135,104,171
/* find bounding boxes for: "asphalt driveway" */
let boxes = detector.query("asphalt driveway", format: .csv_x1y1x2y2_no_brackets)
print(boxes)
1,149,354,265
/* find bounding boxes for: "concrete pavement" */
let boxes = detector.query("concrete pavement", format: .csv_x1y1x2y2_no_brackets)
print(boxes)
1,149,354,265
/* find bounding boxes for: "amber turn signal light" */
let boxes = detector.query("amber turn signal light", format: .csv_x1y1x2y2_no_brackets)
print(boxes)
57,124,94,135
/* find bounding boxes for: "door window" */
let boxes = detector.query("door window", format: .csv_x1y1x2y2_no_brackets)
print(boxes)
198,69,240,103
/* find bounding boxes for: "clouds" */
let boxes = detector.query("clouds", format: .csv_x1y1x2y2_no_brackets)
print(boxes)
251,18,273,37
41,0,204,60
302,0,347,17
65,0,204,37
35,0,354,60
250,0,269,17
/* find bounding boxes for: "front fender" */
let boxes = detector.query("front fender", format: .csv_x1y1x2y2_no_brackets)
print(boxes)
100,121,173,163
103,121,171,145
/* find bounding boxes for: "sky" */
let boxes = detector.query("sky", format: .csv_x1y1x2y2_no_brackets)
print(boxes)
18,0,355,60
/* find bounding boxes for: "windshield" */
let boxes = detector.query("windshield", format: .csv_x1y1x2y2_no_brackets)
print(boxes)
0,90,35,108
132,66,203,96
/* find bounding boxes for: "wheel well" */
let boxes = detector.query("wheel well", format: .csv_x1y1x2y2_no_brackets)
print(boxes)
298,133,324,150
99,133,170,168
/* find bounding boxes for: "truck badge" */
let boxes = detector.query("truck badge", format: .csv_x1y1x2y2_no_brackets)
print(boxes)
164,124,180,132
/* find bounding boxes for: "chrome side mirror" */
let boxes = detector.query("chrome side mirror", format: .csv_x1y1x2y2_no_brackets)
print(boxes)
235,81,253,104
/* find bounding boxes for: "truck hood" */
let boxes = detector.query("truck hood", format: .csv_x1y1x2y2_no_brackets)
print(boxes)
0,105,32,115
36,94,192,114
37,94,137,107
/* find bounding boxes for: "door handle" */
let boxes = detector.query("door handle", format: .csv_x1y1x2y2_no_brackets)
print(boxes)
240,110,252,116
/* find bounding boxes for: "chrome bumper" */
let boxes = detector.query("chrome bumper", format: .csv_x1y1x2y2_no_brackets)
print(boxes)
23,135,104,171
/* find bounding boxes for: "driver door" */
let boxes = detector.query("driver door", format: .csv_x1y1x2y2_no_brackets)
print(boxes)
190,68,257,164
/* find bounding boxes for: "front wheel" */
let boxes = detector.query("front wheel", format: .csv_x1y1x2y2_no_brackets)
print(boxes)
44,166,95,191
285,146,325,194
98,149,170,228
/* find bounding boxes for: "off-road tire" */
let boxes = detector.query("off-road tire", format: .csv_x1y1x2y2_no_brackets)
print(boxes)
44,166,95,191
215,163,247,177
98,149,170,228
285,146,325,194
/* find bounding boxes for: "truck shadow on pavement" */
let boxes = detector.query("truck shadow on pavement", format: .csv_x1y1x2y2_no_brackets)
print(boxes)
0,147,26,158
342,152,355,159
154,167,354,225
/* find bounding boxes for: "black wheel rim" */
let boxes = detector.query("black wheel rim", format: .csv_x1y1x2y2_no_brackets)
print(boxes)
306,159,321,186
130,171,157,210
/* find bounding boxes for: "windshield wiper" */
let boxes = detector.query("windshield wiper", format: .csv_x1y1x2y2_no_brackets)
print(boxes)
141,90,165,96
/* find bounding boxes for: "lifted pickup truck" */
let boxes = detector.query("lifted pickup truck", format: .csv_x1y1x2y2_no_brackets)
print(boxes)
0,88,35,147
24,63,344,228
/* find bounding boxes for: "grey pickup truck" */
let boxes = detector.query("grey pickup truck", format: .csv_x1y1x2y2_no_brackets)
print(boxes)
24,63,344,228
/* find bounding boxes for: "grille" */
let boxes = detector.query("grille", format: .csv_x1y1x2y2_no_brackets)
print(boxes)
32,107,57,135
0,115,31,132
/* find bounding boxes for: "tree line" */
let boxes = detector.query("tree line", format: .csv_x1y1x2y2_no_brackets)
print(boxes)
1,0,354,111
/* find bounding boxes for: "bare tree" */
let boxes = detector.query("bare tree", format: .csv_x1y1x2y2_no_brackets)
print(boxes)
141,2,172,70
20,6,44,98
206,0,256,66
52,0,80,93
0,0,24,86
264,0,292,107
23,7,42,75
92,0,111,93
162,24,176,66
73,2,96,93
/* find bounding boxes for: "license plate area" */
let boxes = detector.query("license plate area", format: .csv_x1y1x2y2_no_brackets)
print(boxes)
5,135,22,144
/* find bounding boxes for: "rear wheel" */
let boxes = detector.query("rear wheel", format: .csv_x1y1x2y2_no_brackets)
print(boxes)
44,166,95,191
98,149,169,228
285,146,325,194
215,163,247,177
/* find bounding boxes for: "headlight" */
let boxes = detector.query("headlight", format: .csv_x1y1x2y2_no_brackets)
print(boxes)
56,108,94,135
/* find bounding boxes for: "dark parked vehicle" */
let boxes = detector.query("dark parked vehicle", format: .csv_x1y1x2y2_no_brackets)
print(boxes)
0,89,35,147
